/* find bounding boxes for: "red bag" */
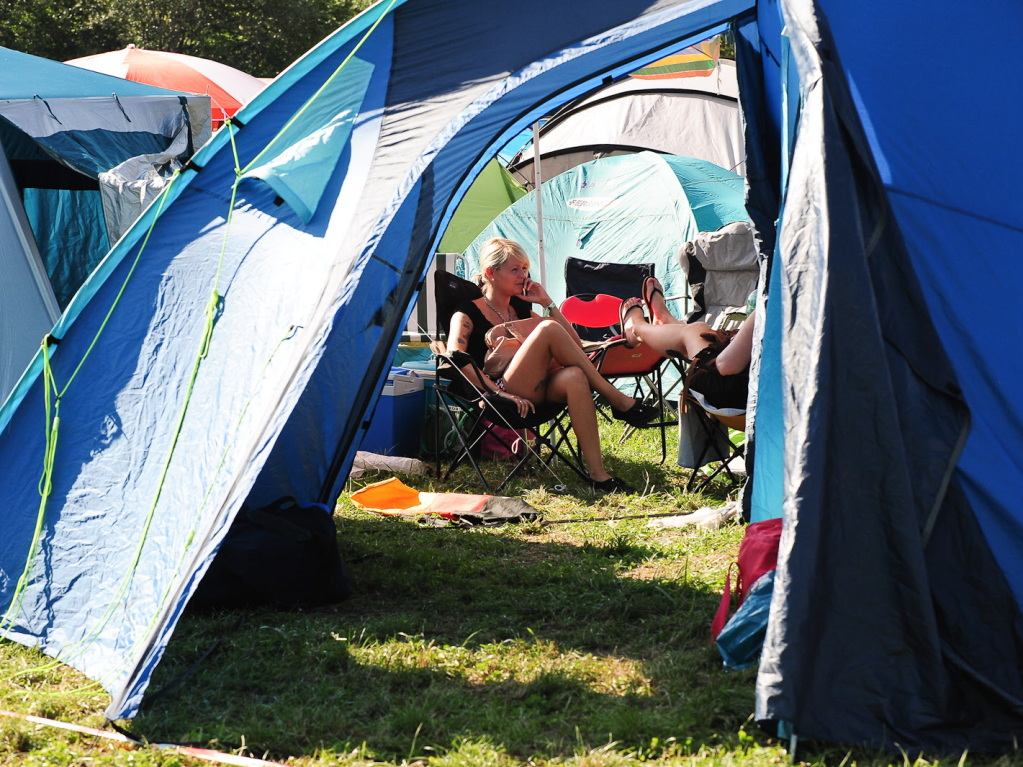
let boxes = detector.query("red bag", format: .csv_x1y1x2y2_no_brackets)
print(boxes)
710,517,783,639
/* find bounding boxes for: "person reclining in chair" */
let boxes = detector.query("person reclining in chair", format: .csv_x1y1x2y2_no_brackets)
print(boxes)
447,237,658,494
619,277,756,410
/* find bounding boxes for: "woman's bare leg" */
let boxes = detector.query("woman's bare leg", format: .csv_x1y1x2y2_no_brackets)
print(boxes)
502,320,635,411
544,366,611,481
716,311,756,375
623,308,714,360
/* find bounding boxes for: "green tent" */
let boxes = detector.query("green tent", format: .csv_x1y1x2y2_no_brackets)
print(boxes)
403,159,526,341
438,159,527,254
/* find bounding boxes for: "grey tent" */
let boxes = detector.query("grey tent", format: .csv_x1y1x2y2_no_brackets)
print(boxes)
508,58,743,186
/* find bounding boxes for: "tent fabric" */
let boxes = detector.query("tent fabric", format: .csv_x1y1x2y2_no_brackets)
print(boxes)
0,46,211,401
350,476,540,524
678,220,758,325
508,58,744,184
0,144,60,402
66,45,266,130
461,151,749,316
401,159,526,341
0,0,1021,754
753,0,1023,752
437,159,527,254
0,47,212,279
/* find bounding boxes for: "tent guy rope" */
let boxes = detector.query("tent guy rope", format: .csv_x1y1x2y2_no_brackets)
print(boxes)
0,709,287,767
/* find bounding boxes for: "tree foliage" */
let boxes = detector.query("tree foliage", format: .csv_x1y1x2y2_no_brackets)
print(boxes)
0,0,372,77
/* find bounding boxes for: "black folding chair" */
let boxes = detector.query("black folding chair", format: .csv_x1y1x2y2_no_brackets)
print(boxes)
681,390,747,493
430,270,588,493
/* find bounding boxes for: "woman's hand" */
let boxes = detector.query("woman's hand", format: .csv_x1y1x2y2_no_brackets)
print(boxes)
504,391,535,417
520,277,552,308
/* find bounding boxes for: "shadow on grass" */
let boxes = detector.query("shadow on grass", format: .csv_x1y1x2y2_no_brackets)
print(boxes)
135,511,755,763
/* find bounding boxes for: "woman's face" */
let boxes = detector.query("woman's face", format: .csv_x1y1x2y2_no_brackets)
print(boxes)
490,257,530,296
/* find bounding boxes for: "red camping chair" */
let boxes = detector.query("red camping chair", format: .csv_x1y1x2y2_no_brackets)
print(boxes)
560,294,676,463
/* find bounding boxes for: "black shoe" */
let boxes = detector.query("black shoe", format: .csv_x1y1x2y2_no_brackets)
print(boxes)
590,476,637,494
611,400,659,427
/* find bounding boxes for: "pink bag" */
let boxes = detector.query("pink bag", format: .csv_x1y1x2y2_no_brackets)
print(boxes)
480,421,535,460
710,517,783,639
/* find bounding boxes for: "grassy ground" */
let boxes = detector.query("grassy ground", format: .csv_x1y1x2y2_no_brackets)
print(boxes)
0,423,1017,766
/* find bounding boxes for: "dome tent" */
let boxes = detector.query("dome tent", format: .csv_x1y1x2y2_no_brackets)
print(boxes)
508,58,744,186
0,46,211,402
462,151,750,317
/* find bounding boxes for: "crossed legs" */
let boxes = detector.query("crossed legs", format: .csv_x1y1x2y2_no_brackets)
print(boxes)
500,320,637,482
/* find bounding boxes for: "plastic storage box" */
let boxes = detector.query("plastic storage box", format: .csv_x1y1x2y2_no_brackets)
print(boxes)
359,368,425,457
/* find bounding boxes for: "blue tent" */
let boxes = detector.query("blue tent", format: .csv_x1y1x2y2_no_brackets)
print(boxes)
0,0,1021,754
461,151,749,316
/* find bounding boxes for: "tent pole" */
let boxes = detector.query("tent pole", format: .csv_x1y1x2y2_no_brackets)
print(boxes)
532,121,546,284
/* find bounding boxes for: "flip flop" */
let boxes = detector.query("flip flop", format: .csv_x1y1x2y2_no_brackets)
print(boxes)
642,276,665,319
618,297,645,348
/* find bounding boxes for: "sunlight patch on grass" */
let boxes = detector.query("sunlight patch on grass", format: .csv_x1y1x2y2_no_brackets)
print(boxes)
347,633,653,697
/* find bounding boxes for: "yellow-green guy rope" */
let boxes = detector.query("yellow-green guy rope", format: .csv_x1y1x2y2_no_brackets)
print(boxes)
0,178,179,638
2,0,401,686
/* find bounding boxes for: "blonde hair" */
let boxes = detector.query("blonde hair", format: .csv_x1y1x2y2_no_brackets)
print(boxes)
476,238,529,285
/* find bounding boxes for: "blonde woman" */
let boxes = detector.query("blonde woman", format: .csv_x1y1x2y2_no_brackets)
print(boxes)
447,238,657,493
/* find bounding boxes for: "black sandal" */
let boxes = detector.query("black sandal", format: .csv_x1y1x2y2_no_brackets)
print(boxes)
642,276,664,318
618,298,644,348
590,476,637,494
611,400,659,427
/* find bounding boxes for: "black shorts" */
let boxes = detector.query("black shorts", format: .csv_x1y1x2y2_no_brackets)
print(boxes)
688,365,749,410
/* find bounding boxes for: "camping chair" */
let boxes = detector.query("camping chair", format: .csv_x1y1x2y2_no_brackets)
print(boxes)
430,270,589,493
677,310,750,492
558,293,676,462
678,220,759,325
680,390,746,492
562,255,678,462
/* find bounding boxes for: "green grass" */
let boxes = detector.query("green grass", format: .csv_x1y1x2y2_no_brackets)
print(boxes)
0,423,1016,766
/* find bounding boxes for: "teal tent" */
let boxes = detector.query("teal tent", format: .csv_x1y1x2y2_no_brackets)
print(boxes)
462,151,749,314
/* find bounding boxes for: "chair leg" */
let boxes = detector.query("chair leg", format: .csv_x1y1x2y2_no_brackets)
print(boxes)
436,392,494,492
684,410,743,493
488,410,590,494
613,367,677,464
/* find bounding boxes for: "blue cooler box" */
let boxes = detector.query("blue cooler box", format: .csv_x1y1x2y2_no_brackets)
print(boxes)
401,360,437,417
359,369,426,456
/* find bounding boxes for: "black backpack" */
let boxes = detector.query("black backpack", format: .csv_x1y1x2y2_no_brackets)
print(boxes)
191,496,352,609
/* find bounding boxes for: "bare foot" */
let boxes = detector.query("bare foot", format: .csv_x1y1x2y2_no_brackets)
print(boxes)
643,277,671,325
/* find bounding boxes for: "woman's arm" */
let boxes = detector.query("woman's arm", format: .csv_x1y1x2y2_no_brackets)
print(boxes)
446,310,486,388
716,310,756,376
521,278,583,346
446,310,473,357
